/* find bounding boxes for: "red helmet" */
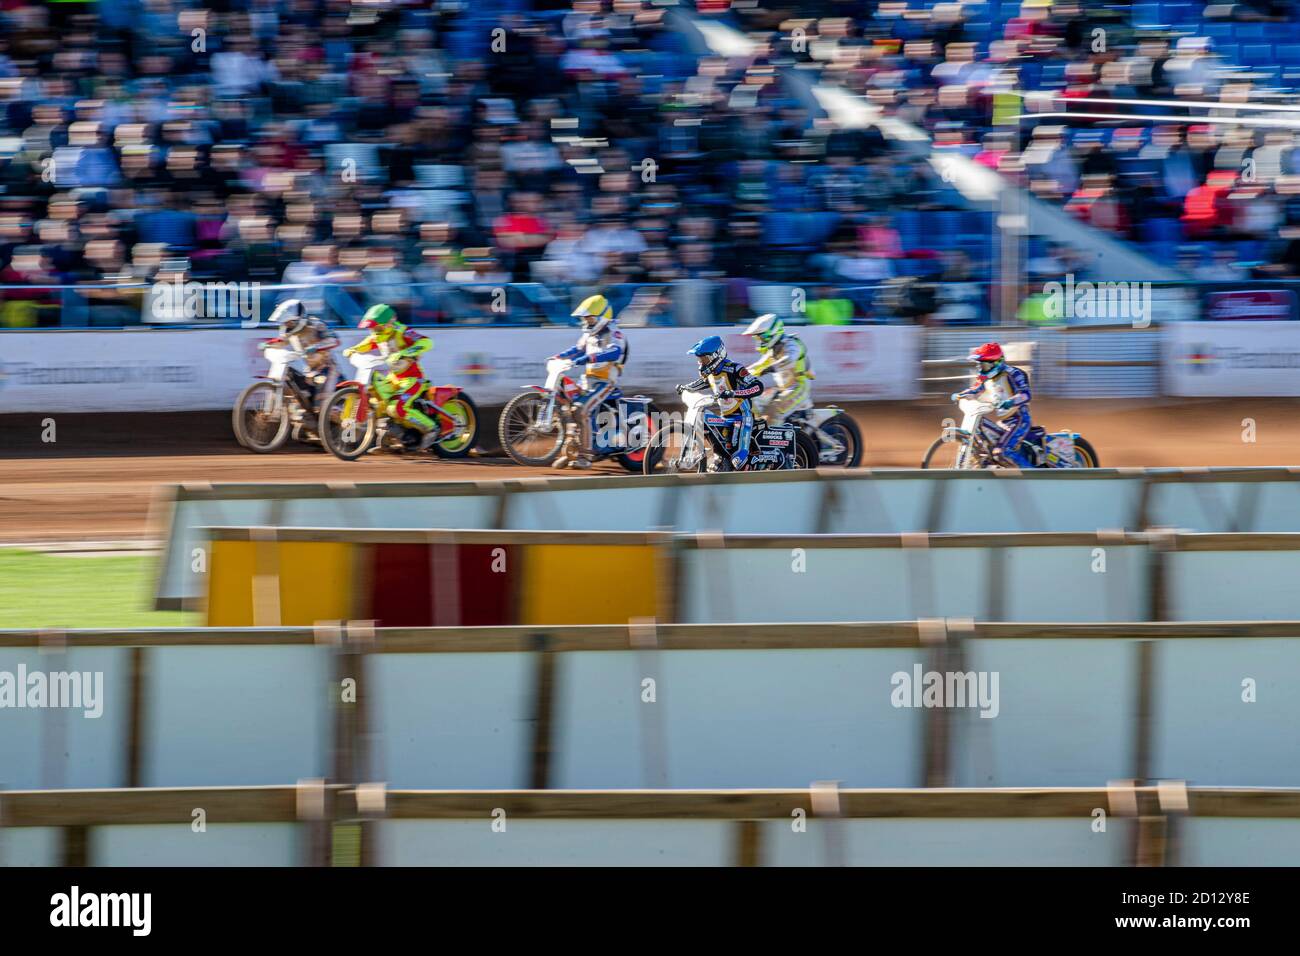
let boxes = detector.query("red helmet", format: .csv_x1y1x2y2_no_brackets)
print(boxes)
969,342,1004,363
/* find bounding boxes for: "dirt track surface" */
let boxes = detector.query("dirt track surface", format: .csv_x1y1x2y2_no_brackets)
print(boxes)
2,398,1298,544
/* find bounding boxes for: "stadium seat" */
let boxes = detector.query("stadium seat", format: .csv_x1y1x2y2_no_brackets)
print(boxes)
1241,45,1274,66
414,165,465,189
1234,23,1272,42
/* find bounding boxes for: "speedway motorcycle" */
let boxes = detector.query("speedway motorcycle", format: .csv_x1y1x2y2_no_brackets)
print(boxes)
642,384,820,475
316,350,479,461
498,357,660,471
232,337,341,453
921,397,1099,469
784,406,863,468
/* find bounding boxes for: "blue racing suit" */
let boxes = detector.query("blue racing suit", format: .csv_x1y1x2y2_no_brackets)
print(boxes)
682,359,764,468
955,364,1034,467
554,321,628,444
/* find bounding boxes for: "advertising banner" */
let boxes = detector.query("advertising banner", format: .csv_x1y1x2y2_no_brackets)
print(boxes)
1164,321,1300,396
1203,289,1297,322
0,325,922,412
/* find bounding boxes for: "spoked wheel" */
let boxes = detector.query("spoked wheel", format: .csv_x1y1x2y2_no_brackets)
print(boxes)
922,433,980,469
432,394,479,459
318,386,378,461
642,422,707,475
232,382,291,453
499,392,564,466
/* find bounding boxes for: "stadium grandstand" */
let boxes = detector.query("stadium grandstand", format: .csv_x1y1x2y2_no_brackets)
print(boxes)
2,0,1299,330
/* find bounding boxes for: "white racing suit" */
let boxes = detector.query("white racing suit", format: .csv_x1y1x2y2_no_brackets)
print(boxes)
750,333,813,424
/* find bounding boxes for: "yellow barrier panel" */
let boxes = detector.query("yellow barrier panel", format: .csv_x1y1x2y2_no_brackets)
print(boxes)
206,540,258,627
205,541,363,626
518,544,659,625
276,542,362,626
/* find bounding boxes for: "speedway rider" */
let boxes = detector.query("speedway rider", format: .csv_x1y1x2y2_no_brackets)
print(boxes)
681,335,764,470
742,312,814,425
267,298,340,401
343,303,440,450
951,341,1034,467
549,293,628,469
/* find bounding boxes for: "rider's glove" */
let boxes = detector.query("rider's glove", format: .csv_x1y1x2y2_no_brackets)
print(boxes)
717,389,735,400
675,384,685,394
949,392,962,402
343,347,355,357
998,398,1016,411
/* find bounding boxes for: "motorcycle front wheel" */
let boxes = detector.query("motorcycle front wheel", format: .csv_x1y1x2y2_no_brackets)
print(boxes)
921,433,980,469
232,381,291,453
642,422,706,475
499,392,564,466
318,386,379,461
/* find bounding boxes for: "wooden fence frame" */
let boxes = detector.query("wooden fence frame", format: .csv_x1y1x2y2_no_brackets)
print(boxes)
4,618,1300,862
4,783,1299,867
154,468,1300,608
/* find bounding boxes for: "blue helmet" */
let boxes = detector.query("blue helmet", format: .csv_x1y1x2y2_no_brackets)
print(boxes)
689,335,727,375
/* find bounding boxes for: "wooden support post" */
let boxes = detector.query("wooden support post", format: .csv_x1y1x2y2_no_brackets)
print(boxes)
528,632,558,790
733,820,762,867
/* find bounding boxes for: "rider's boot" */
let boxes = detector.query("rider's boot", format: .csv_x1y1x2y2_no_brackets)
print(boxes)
553,423,580,468
417,429,440,452
994,444,1034,469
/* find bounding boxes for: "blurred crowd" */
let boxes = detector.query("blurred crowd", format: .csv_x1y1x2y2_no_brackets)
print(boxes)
1,0,1300,328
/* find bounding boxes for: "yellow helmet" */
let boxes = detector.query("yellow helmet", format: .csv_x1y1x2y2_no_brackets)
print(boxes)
572,294,614,335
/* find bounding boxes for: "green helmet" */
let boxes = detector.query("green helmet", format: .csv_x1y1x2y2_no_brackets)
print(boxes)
360,303,397,331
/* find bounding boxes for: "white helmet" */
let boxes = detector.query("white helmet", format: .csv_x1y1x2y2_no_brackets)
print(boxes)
270,298,308,336
743,312,784,350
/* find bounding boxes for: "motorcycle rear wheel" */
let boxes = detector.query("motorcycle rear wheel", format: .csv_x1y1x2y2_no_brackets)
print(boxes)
232,381,291,453
792,430,820,469
1072,437,1100,468
318,385,379,461
816,412,863,468
432,393,479,459
617,402,660,473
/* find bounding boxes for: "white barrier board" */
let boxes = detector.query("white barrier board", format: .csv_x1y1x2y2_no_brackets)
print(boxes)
0,325,921,412
1164,321,1300,396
